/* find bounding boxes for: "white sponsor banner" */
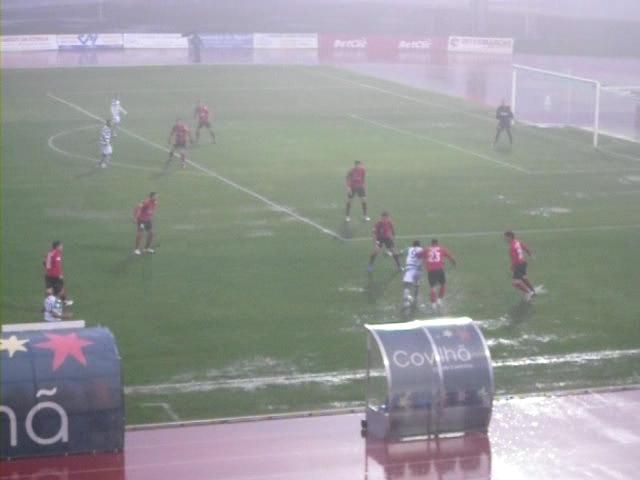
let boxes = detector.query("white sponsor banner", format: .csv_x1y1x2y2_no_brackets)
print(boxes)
57,33,124,49
1,35,58,52
448,36,514,54
254,33,318,49
397,39,432,50
123,33,188,49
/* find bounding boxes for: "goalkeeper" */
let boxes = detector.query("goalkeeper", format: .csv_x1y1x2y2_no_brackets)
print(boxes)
493,99,514,147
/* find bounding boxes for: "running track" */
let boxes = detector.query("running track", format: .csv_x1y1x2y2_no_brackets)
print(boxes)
3,388,639,479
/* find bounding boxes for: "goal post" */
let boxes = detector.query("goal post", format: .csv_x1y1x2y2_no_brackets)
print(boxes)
512,64,601,147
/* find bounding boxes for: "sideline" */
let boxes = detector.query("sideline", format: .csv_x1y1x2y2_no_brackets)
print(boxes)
46,93,345,241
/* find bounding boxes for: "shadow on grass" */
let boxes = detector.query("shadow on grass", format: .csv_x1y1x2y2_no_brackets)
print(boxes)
503,300,533,328
364,269,399,305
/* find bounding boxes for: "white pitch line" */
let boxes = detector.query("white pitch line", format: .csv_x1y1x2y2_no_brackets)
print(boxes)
48,125,207,176
47,93,344,241
348,223,640,242
125,348,640,396
141,402,180,421
59,86,359,95
349,113,531,174
314,69,640,166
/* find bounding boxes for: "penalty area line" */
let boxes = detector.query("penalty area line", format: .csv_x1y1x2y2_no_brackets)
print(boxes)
46,93,344,241
348,114,531,174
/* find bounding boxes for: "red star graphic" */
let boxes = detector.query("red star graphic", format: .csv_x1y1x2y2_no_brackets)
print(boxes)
35,332,94,371
455,328,472,342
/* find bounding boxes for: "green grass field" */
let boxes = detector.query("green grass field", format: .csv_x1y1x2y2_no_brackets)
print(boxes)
2,65,639,424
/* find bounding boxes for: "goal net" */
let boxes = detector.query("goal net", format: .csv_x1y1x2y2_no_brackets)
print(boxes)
512,64,640,147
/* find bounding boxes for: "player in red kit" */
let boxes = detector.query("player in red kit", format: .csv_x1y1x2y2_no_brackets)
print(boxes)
345,160,369,222
368,212,401,273
504,230,536,301
134,192,158,255
44,240,73,306
424,239,456,312
167,119,193,168
194,100,216,143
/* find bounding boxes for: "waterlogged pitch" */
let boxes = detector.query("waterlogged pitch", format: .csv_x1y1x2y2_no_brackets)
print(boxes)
2,65,639,424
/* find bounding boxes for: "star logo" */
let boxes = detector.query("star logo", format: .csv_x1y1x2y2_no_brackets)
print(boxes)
35,332,93,371
455,328,472,342
0,335,29,358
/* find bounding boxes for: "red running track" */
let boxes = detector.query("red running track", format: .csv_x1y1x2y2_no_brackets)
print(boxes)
3,388,640,479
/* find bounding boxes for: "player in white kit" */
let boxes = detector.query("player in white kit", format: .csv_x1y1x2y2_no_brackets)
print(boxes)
110,95,127,136
98,119,113,168
402,240,424,310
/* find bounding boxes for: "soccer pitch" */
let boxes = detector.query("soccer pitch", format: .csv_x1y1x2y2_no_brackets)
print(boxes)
2,65,639,424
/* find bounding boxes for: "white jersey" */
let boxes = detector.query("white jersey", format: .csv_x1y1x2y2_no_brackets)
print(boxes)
110,99,126,121
44,295,62,322
404,247,424,271
99,125,112,146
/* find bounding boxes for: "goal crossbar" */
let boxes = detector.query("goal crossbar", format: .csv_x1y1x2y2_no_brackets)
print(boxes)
512,64,602,147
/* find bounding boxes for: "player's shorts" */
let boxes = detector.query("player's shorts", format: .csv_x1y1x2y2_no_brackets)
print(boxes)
403,268,422,285
112,115,121,125
375,236,394,250
497,122,511,130
100,144,113,156
173,141,187,150
198,120,211,129
512,262,528,280
427,269,446,287
45,276,64,295
137,220,153,232
347,187,366,199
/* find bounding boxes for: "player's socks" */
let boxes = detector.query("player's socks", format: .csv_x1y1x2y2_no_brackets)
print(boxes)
430,289,437,304
439,285,446,299
515,283,529,293
522,278,535,292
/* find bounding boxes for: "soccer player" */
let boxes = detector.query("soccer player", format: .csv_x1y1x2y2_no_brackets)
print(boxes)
494,99,514,147
504,230,536,301
368,212,401,273
345,160,369,222
167,119,193,168
110,94,127,136
194,100,216,143
43,288,71,322
98,119,113,168
424,239,456,312
44,241,73,306
134,192,158,255
402,240,424,309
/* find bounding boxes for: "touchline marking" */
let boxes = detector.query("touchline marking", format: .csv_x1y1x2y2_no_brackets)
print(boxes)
348,224,640,242
125,348,640,396
349,113,531,174
47,93,344,241
60,86,359,95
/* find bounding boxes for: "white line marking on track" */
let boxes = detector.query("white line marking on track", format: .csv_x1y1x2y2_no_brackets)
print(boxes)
125,348,640,396
47,93,344,241
141,402,180,421
348,113,532,174
347,223,640,242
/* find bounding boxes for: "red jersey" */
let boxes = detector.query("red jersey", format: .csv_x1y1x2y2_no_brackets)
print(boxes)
44,248,63,278
509,239,530,267
374,217,394,239
136,197,158,222
195,105,210,123
346,166,366,189
172,123,190,144
424,245,452,272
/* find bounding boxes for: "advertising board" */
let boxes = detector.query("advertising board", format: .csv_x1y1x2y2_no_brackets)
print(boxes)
254,33,318,49
57,33,124,50
123,33,188,49
448,36,514,54
1,35,58,52
201,34,253,49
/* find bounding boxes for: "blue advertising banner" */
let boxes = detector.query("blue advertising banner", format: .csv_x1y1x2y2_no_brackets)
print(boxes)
0,324,124,459
200,34,253,49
